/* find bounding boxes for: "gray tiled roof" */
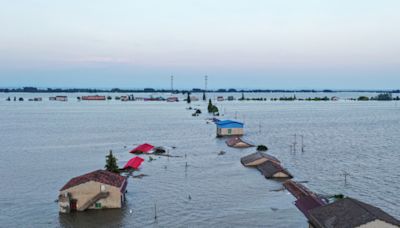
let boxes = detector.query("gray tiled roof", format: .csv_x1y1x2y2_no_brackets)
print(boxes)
240,152,280,166
308,197,400,228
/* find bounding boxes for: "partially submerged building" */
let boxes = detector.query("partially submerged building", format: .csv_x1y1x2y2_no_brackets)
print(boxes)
49,96,68,101
130,143,154,154
283,180,327,220
241,152,280,167
283,180,316,200
58,170,127,213
226,137,254,148
81,95,106,101
123,156,144,170
256,160,293,179
295,195,326,220
308,197,400,228
215,120,244,137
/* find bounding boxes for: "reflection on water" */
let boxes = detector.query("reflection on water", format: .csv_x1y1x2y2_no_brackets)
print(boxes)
0,93,399,227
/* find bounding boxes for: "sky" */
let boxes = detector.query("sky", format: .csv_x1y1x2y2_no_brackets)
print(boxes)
0,0,399,89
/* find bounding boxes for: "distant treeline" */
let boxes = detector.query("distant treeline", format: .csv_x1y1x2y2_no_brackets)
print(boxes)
1,87,400,93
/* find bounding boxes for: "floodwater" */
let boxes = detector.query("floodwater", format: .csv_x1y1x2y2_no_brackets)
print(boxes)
0,93,399,227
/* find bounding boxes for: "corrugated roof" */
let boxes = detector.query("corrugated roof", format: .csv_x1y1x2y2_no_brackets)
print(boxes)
123,156,144,169
240,152,280,166
60,170,127,191
256,160,293,179
130,143,154,153
226,137,254,148
283,180,315,200
215,120,244,128
295,195,326,219
308,197,400,228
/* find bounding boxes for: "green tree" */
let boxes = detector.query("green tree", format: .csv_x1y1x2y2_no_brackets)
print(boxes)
208,99,213,113
187,92,191,103
257,145,268,151
357,96,369,101
105,150,120,173
210,105,219,114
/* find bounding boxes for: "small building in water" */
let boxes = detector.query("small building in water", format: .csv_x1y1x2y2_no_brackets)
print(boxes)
241,152,280,167
308,197,400,228
58,170,127,213
81,95,106,101
256,160,293,179
226,137,254,148
215,120,244,137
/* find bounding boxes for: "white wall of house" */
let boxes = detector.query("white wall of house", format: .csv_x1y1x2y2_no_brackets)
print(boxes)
357,219,398,228
273,172,290,178
246,158,268,166
59,181,123,210
217,128,243,136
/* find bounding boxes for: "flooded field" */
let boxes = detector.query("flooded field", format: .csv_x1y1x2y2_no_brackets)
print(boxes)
0,93,399,227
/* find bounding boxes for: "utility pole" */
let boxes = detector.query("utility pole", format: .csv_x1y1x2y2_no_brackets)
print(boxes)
342,171,350,185
154,201,158,220
300,135,305,152
293,134,297,153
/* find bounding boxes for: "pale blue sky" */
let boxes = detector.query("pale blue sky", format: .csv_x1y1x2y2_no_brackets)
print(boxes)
0,0,399,89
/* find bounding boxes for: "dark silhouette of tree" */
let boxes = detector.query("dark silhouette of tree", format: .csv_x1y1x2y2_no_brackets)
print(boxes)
105,150,119,173
187,92,191,103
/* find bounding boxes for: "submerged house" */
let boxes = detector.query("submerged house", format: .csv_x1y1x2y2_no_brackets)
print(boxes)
130,143,154,154
295,195,326,220
226,137,254,148
58,170,127,213
81,95,106,101
283,180,316,200
283,180,327,219
241,152,280,167
256,160,293,179
308,197,400,228
215,120,244,137
123,156,144,170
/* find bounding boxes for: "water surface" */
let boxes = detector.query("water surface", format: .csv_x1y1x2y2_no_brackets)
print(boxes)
0,94,399,227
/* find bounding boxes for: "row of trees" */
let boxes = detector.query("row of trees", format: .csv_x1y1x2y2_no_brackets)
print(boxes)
358,93,399,101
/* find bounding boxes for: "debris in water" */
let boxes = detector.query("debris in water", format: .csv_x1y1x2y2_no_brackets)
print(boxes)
188,195,192,200
132,174,148,179
154,147,167,154
270,187,285,192
270,207,279,212
218,151,226,156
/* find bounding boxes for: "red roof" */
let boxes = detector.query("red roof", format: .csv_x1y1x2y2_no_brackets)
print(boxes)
295,195,326,219
130,143,154,153
60,170,126,191
284,180,315,200
123,156,144,169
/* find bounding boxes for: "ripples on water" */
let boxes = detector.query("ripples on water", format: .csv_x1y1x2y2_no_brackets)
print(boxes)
0,93,399,227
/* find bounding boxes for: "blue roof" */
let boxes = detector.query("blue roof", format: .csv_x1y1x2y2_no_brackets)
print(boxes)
215,120,244,128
